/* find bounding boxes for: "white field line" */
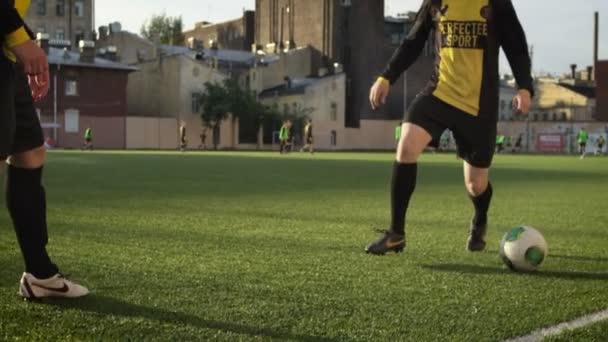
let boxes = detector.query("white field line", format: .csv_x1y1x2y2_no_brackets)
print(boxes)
504,308,608,342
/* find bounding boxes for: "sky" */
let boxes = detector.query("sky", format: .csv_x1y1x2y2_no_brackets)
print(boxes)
96,0,608,74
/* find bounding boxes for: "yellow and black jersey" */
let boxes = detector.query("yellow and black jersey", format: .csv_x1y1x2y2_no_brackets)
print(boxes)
382,0,533,118
1,0,34,61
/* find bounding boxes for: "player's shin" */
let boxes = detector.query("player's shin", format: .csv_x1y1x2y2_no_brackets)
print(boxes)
6,165,58,279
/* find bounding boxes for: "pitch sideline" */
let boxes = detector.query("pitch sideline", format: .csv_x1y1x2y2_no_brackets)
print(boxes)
505,308,608,342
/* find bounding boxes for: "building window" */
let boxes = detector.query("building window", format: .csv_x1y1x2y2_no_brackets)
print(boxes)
36,0,46,15
75,30,84,46
74,0,84,17
542,113,548,121
283,103,289,115
292,102,298,115
533,113,538,121
56,0,65,16
65,80,78,96
330,102,337,121
64,109,79,133
552,113,557,121
191,93,201,113
561,112,567,121
331,130,337,146
37,26,46,34
55,28,65,40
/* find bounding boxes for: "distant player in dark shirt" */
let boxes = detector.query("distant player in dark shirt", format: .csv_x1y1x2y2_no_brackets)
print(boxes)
300,119,314,154
179,121,187,152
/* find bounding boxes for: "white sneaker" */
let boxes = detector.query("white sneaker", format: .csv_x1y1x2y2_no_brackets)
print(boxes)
19,273,89,299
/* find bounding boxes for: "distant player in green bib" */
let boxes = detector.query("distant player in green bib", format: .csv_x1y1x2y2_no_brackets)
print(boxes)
577,128,588,159
83,127,93,150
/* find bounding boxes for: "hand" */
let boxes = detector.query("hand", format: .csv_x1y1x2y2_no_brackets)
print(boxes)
28,72,50,101
9,40,49,76
370,78,390,110
513,89,531,115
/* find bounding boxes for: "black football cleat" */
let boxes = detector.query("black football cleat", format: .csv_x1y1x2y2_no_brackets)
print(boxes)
365,229,406,255
467,222,487,252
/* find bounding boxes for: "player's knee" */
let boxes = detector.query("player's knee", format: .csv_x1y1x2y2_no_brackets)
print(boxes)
8,145,46,169
396,144,420,163
465,179,487,197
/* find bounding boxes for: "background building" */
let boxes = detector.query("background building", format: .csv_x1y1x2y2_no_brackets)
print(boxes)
26,0,95,48
183,11,256,51
254,0,434,128
35,36,136,149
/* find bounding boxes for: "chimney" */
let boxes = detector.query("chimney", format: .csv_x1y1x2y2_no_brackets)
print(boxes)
587,66,594,81
594,12,599,67
106,45,118,61
36,32,50,54
79,40,96,63
570,64,577,79
98,26,108,40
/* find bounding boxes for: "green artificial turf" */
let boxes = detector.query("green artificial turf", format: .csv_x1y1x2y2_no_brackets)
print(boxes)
1,151,607,341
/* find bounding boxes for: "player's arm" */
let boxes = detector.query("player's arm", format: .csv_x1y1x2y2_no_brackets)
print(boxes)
381,0,433,84
0,2,27,37
496,0,533,114
370,0,432,109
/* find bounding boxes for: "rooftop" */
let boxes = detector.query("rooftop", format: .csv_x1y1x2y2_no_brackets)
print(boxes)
259,74,344,98
558,83,596,99
48,47,137,71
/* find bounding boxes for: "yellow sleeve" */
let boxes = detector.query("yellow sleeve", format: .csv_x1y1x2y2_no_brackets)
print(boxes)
6,26,31,48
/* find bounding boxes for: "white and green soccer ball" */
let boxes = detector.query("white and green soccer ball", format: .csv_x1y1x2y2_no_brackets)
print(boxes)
500,226,548,272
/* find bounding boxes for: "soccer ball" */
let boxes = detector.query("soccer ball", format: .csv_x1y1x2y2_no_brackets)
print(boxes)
499,226,548,272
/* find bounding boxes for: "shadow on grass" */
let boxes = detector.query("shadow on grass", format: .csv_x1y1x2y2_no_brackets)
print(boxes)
549,254,608,263
421,263,608,281
42,294,337,342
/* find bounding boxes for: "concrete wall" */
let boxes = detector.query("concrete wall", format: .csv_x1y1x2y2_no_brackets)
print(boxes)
97,31,158,64
251,47,313,92
42,114,125,149
125,116,238,150
128,55,226,119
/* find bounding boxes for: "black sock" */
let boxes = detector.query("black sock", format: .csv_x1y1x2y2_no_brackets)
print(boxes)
6,165,58,279
469,182,493,226
390,162,417,235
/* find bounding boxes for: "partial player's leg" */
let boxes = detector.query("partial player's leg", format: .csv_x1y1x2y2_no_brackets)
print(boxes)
7,65,88,299
463,162,492,251
365,122,433,255
451,111,496,252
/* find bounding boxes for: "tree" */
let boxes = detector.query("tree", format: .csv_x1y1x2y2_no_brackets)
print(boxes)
199,81,230,149
199,78,278,149
140,13,184,45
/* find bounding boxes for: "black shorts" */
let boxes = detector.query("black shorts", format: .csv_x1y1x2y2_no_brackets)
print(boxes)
0,58,44,160
305,136,313,144
579,142,586,148
405,95,496,168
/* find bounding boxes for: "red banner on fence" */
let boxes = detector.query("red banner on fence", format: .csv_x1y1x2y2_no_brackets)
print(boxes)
537,134,564,153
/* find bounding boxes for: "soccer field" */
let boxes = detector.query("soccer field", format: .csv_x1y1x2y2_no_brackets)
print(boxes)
0,151,607,341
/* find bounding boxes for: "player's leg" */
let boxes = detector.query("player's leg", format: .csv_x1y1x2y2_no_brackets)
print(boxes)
365,123,434,255
452,113,496,252
7,66,88,299
463,162,492,251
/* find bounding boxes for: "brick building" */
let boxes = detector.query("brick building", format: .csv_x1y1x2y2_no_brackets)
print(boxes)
35,37,136,149
25,0,95,48
595,61,608,121
183,11,256,51
254,0,433,127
